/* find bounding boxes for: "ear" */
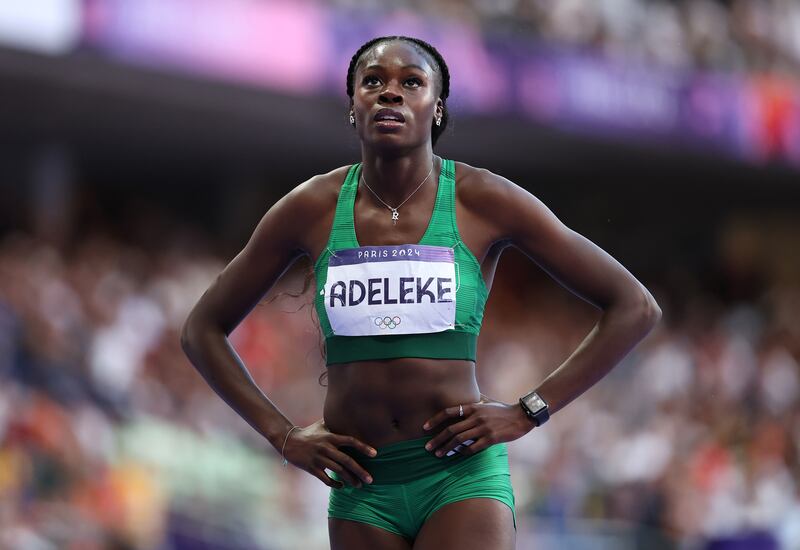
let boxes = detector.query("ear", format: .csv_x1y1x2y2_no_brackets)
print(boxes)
435,98,444,119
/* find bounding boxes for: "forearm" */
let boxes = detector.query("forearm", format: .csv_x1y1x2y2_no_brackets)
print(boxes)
532,295,661,417
180,320,295,450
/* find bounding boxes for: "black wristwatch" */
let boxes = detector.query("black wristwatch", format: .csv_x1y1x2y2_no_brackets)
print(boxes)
519,390,550,427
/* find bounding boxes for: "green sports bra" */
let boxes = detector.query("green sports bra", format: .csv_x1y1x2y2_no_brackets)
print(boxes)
313,158,489,365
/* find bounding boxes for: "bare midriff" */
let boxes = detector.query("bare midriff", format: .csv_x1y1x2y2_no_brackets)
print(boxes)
323,357,481,449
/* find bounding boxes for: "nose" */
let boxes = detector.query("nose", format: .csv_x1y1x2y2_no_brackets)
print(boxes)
379,87,403,105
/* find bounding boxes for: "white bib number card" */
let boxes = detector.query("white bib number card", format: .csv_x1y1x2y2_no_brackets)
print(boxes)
323,244,456,336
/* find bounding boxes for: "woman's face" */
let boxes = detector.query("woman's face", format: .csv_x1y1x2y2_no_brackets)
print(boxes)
351,41,443,149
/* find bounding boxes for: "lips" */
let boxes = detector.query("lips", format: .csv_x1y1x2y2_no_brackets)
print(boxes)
373,108,406,123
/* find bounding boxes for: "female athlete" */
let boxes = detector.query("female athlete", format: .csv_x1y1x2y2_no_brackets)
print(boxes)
180,35,661,550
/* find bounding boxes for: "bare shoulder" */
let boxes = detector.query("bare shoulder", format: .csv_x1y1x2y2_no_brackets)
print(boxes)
452,160,531,243
452,160,522,210
283,164,352,218
244,164,353,261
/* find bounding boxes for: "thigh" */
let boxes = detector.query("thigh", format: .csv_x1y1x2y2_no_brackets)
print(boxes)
412,498,516,550
329,518,413,550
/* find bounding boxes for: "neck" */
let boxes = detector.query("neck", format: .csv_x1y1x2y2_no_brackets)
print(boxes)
359,146,437,206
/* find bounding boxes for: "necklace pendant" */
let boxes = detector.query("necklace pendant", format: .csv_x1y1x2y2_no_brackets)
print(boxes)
391,209,399,225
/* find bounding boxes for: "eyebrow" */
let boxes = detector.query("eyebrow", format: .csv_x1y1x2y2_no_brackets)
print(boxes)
362,64,428,73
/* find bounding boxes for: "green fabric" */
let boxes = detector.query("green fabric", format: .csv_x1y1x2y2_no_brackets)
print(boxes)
313,159,489,365
324,331,477,365
328,435,516,539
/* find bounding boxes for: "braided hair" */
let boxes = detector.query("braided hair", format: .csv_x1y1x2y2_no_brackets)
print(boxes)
346,36,451,146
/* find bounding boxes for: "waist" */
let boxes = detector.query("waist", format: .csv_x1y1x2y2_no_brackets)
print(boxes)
339,435,509,484
323,360,480,448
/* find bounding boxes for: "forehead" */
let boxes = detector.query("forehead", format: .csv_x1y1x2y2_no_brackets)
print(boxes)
357,41,435,74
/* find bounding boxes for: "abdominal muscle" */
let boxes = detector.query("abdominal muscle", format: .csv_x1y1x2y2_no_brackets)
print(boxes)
322,357,481,449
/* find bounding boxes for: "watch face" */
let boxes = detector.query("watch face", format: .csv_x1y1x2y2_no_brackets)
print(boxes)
524,393,546,412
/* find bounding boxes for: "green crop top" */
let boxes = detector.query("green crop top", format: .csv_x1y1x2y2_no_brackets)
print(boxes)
313,158,489,365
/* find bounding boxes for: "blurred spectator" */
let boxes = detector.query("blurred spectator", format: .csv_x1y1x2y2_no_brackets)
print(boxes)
1,216,799,548
329,0,800,75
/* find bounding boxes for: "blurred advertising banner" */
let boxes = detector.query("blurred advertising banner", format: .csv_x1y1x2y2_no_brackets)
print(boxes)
0,0,80,54
2,0,797,168
517,50,800,166
79,0,505,109
81,0,329,92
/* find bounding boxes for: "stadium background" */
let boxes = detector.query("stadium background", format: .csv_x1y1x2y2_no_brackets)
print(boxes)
1,1,800,549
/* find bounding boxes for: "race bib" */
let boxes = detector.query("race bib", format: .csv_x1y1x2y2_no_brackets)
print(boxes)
323,244,456,336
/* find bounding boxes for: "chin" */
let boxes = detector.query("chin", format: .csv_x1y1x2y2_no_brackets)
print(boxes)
363,131,425,150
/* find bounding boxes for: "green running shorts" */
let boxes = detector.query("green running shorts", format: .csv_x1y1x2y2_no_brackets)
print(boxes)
328,435,516,540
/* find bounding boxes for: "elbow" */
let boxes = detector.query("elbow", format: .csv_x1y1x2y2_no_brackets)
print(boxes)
635,285,662,332
179,310,226,367
180,310,201,356
610,282,661,334
179,317,194,355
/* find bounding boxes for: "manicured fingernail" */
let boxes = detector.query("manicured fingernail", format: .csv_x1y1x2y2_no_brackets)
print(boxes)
435,450,443,457
369,448,377,456
423,423,430,430
366,476,373,484
425,443,431,450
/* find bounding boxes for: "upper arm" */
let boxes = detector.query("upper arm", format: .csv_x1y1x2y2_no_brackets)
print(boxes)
182,179,324,338
475,170,656,312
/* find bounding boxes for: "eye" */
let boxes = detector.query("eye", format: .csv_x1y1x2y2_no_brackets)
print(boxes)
405,77,423,88
362,75,381,86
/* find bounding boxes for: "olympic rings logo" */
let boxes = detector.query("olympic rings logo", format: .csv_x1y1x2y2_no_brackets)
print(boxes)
374,316,402,330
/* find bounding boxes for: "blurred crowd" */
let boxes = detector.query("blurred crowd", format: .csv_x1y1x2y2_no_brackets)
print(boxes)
331,0,800,75
1,227,799,549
